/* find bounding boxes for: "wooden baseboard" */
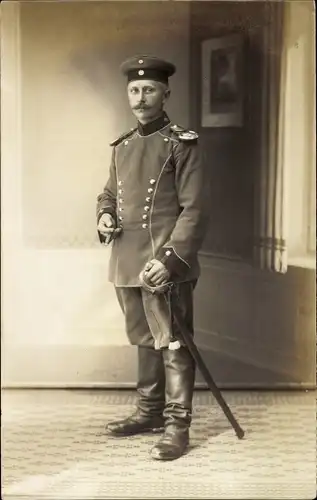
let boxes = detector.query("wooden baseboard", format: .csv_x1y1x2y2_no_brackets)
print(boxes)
2,343,315,389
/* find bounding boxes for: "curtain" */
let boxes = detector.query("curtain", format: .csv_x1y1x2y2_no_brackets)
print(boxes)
253,1,288,273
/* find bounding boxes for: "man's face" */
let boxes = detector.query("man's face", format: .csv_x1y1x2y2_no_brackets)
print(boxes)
127,79,170,124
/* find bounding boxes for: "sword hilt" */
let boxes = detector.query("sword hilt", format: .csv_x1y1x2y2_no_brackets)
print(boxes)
141,254,180,349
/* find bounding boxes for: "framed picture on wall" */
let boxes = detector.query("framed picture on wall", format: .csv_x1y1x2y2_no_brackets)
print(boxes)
201,33,245,128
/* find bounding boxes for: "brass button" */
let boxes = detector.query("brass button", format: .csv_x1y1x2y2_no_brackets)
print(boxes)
150,179,156,184
148,188,153,194
118,189,124,194
145,197,151,202
165,250,172,256
119,198,124,203
119,216,123,221
142,223,148,229
118,181,123,186
164,138,169,142
142,214,148,220
144,206,150,211
119,207,124,212
124,140,129,145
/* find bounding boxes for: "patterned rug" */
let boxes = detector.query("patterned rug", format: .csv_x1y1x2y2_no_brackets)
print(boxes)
2,390,316,499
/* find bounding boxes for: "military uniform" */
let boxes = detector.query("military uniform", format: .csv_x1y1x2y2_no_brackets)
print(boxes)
96,56,210,460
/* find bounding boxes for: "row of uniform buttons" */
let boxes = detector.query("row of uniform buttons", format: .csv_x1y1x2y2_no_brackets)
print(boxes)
142,179,156,229
118,180,124,223
116,178,157,228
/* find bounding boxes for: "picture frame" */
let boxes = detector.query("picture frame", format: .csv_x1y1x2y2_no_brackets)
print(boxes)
201,33,245,128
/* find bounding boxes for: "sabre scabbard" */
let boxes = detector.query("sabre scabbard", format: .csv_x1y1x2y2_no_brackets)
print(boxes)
167,285,181,350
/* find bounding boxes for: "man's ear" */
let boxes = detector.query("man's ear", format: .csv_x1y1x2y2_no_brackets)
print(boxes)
163,87,171,103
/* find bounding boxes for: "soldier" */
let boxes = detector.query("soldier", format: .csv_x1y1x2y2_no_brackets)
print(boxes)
96,55,210,460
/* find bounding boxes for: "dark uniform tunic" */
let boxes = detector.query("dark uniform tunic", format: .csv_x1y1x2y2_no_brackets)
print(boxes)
97,112,210,348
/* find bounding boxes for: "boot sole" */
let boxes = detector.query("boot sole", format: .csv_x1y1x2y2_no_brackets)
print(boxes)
150,439,189,460
106,426,165,437
150,448,186,461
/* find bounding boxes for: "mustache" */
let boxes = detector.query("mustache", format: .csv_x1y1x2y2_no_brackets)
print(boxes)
134,104,150,110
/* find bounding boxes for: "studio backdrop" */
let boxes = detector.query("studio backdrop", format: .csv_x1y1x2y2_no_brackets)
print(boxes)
2,1,315,389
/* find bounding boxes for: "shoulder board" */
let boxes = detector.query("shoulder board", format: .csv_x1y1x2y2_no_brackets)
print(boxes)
170,124,199,142
110,128,137,147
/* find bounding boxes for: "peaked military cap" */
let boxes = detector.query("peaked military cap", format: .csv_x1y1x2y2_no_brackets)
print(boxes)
120,55,176,84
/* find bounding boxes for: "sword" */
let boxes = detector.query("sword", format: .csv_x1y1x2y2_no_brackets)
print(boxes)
169,283,245,440
140,259,245,440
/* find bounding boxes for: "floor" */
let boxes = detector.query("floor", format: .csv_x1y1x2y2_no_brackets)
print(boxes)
2,389,316,499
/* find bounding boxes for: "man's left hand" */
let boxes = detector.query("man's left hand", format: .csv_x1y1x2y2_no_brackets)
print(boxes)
143,259,170,286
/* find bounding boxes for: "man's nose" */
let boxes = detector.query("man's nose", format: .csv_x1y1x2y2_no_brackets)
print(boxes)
138,91,146,103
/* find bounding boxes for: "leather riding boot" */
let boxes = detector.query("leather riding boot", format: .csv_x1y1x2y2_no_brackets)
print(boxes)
150,346,195,460
106,346,165,436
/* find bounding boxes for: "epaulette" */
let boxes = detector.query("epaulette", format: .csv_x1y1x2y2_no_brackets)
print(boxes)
110,128,137,147
170,124,199,142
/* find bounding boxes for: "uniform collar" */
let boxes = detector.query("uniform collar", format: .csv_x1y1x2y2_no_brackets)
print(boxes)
137,112,170,136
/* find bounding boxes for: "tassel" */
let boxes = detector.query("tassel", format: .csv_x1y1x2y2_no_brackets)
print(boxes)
168,340,181,350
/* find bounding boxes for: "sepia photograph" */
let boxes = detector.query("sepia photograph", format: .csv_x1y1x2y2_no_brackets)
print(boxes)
1,0,316,499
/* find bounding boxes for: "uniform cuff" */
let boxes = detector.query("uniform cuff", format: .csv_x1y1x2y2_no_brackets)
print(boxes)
156,247,190,277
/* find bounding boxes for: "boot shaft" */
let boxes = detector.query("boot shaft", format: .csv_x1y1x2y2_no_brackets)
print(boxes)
137,346,165,417
162,346,196,430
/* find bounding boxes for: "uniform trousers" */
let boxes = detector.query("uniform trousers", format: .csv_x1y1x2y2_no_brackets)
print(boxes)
115,281,197,349
114,281,198,430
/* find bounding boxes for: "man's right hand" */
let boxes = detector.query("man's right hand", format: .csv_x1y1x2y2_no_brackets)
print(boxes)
97,213,115,235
